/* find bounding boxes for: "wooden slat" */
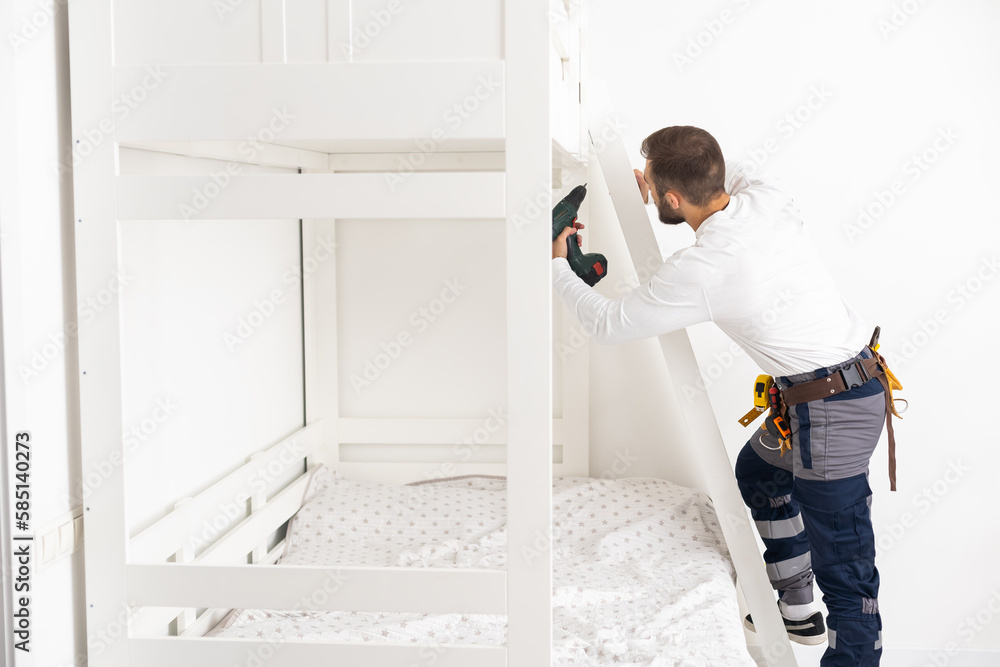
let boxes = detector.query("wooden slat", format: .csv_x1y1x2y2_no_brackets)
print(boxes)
557,171,590,476
119,140,330,171
129,422,323,563
301,218,322,439
129,638,506,667
112,63,505,143
327,151,505,173
127,564,507,614
133,540,289,639
178,541,285,638
338,417,564,446
336,462,509,485
116,173,506,221
191,472,309,564
304,215,339,472
504,0,553,665
336,459,572,486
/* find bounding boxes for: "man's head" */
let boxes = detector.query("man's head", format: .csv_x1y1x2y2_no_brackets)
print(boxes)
640,126,726,226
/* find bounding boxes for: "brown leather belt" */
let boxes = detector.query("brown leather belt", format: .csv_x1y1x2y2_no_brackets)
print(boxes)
779,352,898,491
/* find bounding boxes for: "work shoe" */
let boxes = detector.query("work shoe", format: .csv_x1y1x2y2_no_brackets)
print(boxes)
743,602,827,646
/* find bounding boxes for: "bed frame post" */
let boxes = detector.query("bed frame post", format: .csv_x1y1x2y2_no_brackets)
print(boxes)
589,83,798,667
67,1,130,666
301,215,339,472
504,0,553,663
558,162,590,477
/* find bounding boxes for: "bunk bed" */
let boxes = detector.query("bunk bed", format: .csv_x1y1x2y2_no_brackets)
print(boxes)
68,1,794,665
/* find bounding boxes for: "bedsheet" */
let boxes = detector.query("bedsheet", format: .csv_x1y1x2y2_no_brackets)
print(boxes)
209,467,756,666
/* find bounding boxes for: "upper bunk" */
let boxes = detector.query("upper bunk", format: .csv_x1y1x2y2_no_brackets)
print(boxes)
101,0,588,173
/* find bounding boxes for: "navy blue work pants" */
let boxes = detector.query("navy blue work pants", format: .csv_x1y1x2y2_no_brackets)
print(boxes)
735,347,885,666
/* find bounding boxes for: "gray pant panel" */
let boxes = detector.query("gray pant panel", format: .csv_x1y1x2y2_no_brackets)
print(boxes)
789,388,886,482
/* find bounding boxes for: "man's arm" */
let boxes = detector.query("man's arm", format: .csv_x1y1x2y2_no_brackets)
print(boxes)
551,253,711,345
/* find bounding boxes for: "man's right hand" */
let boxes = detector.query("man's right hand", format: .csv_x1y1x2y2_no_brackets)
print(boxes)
634,169,650,204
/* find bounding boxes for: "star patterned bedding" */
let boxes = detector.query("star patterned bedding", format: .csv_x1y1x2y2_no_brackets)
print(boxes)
209,466,756,666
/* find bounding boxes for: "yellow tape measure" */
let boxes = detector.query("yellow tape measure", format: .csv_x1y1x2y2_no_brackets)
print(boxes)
737,375,773,427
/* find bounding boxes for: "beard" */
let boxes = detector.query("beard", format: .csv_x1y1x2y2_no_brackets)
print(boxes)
656,199,686,225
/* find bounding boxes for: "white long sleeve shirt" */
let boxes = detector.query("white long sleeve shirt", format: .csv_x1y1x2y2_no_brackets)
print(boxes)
551,161,869,377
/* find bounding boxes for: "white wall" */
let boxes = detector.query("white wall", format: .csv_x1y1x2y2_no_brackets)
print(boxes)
587,0,1000,658
1,2,86,665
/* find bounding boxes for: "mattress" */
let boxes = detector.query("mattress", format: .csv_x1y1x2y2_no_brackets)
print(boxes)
209,467,756,666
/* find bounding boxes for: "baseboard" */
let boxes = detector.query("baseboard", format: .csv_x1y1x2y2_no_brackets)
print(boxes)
748,642,1000,666
879,647,1000,667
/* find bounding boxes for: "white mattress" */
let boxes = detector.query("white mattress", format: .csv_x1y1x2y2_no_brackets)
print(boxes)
209,467,756,666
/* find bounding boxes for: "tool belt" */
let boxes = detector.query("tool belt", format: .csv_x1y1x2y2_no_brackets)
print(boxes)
779,348,904,491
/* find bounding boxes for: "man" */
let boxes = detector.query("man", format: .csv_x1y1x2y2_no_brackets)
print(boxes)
552,126,885,666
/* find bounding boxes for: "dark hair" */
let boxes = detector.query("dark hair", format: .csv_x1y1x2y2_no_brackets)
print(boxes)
640,126,725,207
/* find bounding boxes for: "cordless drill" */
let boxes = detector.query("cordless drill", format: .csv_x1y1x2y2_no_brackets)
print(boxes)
552,184,608,286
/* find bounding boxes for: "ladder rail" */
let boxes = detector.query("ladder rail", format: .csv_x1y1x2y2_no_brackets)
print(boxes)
588,83,798,667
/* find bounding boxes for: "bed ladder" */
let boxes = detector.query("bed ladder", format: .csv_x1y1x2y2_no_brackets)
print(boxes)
589,85,798,667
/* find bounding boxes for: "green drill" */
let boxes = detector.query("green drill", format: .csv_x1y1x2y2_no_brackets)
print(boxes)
551,184,608,286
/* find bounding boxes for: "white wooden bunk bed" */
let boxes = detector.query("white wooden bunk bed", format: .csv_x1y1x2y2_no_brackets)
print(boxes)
68,1,795,665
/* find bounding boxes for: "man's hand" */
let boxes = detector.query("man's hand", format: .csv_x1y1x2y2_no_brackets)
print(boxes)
552,222,584,260
634,168,650,204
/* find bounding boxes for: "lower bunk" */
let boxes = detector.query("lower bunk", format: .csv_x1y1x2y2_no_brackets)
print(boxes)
205,466,757,665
